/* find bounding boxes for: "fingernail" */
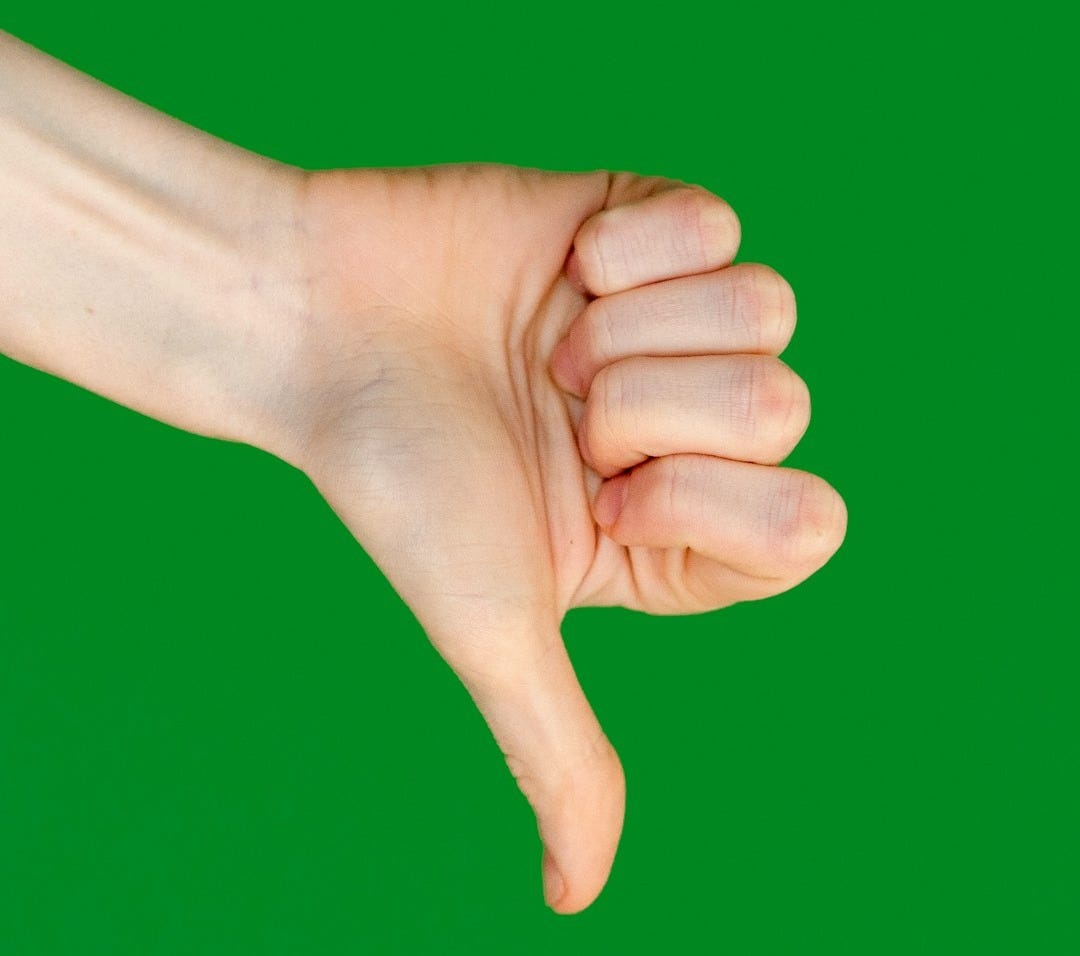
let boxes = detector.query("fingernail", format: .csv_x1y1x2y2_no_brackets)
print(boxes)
543,848,565,909
550,336,581,395
593,474,629,529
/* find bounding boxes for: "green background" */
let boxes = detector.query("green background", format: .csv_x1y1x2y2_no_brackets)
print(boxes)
1,3,1075,953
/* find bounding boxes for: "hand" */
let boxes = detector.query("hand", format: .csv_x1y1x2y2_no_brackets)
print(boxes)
288,165,847,913
0,34,843,916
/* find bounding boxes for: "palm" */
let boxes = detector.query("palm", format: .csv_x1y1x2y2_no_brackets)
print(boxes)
302,165,640,675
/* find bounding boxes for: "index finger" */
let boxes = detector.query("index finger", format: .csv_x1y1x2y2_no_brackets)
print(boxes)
569,184,741,296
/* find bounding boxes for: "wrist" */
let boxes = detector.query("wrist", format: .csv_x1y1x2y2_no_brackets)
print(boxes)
265,166,411,477
205,162,319,468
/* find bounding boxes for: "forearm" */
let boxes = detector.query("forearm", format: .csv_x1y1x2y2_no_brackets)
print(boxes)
0,31,309,457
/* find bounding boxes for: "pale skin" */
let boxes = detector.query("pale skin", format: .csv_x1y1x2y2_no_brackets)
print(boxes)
0,31,846,913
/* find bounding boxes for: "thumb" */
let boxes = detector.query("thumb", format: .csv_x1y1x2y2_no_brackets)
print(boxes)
447,625,625,914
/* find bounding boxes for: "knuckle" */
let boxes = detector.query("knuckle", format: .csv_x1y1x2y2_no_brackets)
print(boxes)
746,359,809,445
768,268,798,349
765,472,847,569
654,454,696,528
504,750,548,807
778,366,812,451
585,361,632,459
727,357,760,435
581,296,617,368
684,189,741,266
725,266,764,348
732,264,797,351
582,212,615,292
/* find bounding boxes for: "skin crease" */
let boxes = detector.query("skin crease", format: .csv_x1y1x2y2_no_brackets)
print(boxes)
0,29,846,916
285,166,849,912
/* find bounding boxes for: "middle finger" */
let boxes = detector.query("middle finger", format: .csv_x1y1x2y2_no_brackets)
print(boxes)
578,353,811,478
